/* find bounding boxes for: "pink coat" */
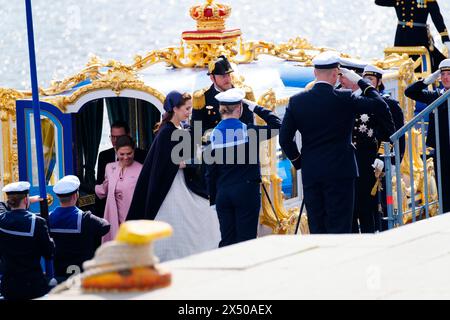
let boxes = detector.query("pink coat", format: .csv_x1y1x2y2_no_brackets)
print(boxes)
95,161,142,243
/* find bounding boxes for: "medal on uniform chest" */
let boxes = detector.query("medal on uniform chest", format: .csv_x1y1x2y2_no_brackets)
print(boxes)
206,105,213,115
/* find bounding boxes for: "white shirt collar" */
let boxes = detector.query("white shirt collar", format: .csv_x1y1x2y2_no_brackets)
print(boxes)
352,89,362,97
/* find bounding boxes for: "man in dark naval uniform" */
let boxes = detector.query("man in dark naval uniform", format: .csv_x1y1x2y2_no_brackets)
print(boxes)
49,175,110,282
279,52,393,234
375,0,450,71
405,58,450,213
363,65,405,231
0,181,55,300
192,55,255,136
339,64,396,233
190,56,256,196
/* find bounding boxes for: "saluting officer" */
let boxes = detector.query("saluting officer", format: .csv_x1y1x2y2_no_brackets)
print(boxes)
279,52,393,234
339,64,396,233
363,65,405,159
192,55,255,136
363,65,405,231
375,0,450,71
206,88,281,247
0,182,55,300
405,58,450,213
49,175,110,282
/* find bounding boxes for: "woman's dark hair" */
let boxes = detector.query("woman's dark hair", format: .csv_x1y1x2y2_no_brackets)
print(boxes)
154,92,192,133
115,135,135,150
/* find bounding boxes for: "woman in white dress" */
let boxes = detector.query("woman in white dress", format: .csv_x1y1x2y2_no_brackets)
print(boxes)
127,91,220,262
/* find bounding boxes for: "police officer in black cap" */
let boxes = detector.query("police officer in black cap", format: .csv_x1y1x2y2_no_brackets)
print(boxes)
49,175,110,282
0,181,55,300
192,55,255,136
375,0,450,71
280,52,393,234
190,56,256,198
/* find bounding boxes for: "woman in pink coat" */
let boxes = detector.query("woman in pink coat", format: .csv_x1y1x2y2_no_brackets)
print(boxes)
95,135,143,242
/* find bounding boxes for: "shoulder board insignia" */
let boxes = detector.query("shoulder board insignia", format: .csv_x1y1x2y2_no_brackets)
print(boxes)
193,88,207,110
242,86,256,102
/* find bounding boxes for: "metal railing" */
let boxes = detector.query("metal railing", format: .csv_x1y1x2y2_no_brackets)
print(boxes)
384,89,450,229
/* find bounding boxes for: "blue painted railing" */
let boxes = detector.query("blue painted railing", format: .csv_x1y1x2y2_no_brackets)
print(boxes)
383,89,450,229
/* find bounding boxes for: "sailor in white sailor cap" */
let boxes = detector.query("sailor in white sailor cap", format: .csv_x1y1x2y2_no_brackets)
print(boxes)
49,175,110,282
280,51,393,234
206,88,281,247
0,181,55,300
405,58,450,214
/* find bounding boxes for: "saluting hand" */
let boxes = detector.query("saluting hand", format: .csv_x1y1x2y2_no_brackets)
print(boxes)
339,68,362,83
423,70,441,85
242,99,257,112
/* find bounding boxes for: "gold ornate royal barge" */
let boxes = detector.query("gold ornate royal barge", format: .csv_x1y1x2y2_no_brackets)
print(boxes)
0,0,446,232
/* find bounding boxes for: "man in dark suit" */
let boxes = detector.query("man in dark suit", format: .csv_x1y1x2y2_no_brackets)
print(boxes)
95,121,146,217
279,52,393,234
192,55,255,137
375,0,450,71
405,58,450,213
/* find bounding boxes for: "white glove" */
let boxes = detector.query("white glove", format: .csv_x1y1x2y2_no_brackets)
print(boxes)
445,41,450,56
372,159,384,172
242,98,257,112
423,70,441,85
339,68,362,83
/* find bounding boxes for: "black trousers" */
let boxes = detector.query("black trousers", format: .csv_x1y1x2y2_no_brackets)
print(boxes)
216,181,261,247
352,148,377,233
375,179,389,232
0,274,49,300
303,178,355,234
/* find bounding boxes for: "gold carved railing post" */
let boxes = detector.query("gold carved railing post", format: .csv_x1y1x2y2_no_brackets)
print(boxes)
0,89,23,190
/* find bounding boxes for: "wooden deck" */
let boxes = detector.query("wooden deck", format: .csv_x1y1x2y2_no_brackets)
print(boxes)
46,213,450,300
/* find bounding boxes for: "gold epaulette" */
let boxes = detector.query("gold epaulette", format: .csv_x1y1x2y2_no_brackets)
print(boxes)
193,88,207,110
378,144,385,156
243,85,256,102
